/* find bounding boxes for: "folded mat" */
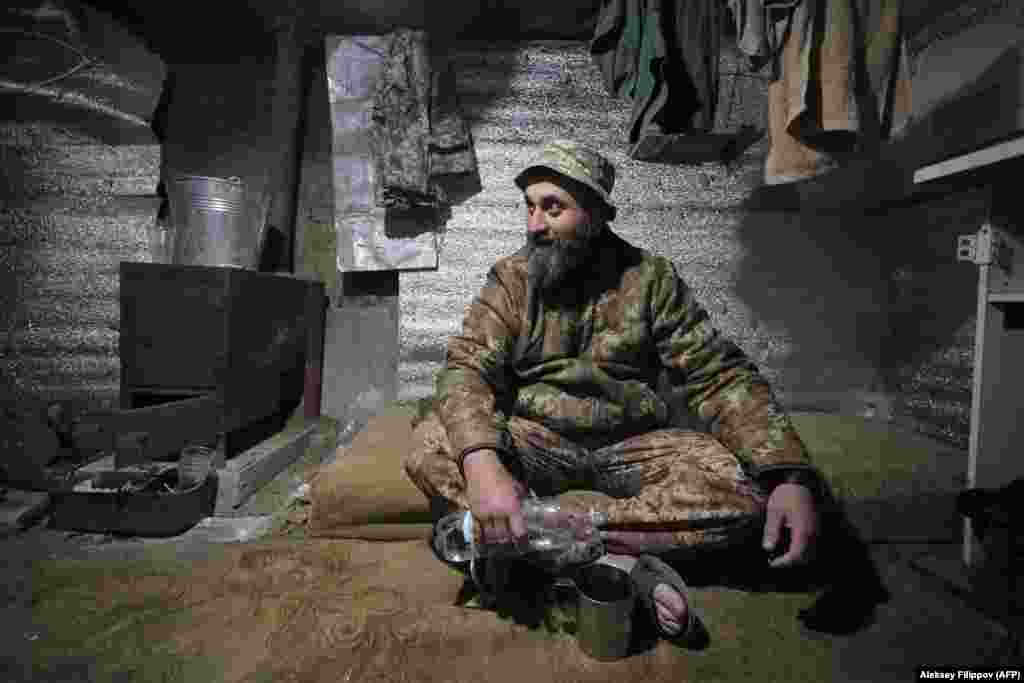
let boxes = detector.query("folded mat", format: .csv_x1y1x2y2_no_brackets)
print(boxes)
27,537,837,683
306,404,967,543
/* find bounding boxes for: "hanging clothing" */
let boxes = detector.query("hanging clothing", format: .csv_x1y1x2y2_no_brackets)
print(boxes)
328,31,480,271
763,0,913,185
590,0,724,147
726,0,802,73
371,29,481,213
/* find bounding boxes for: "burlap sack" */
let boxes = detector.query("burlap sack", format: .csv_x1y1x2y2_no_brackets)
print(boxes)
307,406,434,538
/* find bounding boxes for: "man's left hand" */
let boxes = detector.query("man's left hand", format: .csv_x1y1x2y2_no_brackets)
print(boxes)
762,482,819,568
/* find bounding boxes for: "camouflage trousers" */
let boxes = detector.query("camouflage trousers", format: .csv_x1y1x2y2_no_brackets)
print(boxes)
404,410,768,552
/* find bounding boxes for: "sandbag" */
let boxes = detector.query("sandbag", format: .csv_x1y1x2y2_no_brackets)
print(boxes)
307,406,433,536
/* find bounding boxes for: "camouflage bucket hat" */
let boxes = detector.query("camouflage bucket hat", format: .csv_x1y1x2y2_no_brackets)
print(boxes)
514,140,616,209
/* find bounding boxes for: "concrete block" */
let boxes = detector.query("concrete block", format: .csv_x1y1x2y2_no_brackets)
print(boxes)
214,424,318,514
321,302,399,427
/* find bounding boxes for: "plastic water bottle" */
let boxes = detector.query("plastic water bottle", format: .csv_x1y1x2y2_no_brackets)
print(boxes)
433,496,608,563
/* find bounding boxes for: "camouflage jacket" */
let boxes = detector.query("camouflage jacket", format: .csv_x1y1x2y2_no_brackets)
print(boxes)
438,229,814,481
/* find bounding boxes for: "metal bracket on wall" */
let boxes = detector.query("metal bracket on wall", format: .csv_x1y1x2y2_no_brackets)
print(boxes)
957,224,1011,272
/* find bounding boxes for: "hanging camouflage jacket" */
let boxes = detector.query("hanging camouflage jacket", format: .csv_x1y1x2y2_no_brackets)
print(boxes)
437,229,815,482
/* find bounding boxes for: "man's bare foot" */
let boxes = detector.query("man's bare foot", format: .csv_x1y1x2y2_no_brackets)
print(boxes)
598,553,688,637
652,582,687,636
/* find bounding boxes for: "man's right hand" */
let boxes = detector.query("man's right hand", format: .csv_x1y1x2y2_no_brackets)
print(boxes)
463,449,528,547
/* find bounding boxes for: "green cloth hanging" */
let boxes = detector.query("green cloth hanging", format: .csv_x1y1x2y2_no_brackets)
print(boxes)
591,0,725,148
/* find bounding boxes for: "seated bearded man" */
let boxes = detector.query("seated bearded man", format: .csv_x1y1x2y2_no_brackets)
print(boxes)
405,140,825,642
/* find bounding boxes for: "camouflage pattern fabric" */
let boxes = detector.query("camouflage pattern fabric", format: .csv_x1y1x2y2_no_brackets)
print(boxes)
405,408,767,550
371,29,480,211
408,227,817,549
437,228,814,478
514,140,617,208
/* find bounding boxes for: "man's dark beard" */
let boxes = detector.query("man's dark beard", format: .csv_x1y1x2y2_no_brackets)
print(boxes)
525,220,603,295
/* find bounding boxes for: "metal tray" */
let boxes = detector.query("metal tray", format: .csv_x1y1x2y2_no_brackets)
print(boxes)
49,465,216,537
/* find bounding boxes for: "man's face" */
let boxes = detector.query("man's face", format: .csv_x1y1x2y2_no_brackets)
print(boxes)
522,177,603,294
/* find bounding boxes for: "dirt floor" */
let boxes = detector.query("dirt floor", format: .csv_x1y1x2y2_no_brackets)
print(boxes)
2,407,1022,682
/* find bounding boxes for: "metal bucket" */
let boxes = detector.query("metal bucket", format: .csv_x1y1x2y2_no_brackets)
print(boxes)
168,174,255,268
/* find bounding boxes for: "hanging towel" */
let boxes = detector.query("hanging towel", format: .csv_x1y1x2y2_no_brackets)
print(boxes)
371,29,481,213
764,0,913,185
590,0,725,152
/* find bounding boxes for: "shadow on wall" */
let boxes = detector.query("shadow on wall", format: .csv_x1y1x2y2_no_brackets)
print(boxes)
875,189,985,374
731,38,1024,401
732,208,894,395
734,189,983,395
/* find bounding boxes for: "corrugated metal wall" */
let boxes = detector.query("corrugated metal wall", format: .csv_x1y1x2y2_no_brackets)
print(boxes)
2,12,990,452
395,39,979,449
396,39,769,399
0,133,161,415
0,2,164,416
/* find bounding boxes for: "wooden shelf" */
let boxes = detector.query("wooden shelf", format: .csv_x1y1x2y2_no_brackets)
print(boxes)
915,134,1024,185
989,292,1024,304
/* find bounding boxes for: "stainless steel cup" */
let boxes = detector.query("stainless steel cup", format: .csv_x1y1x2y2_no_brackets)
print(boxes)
555,563,636,661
